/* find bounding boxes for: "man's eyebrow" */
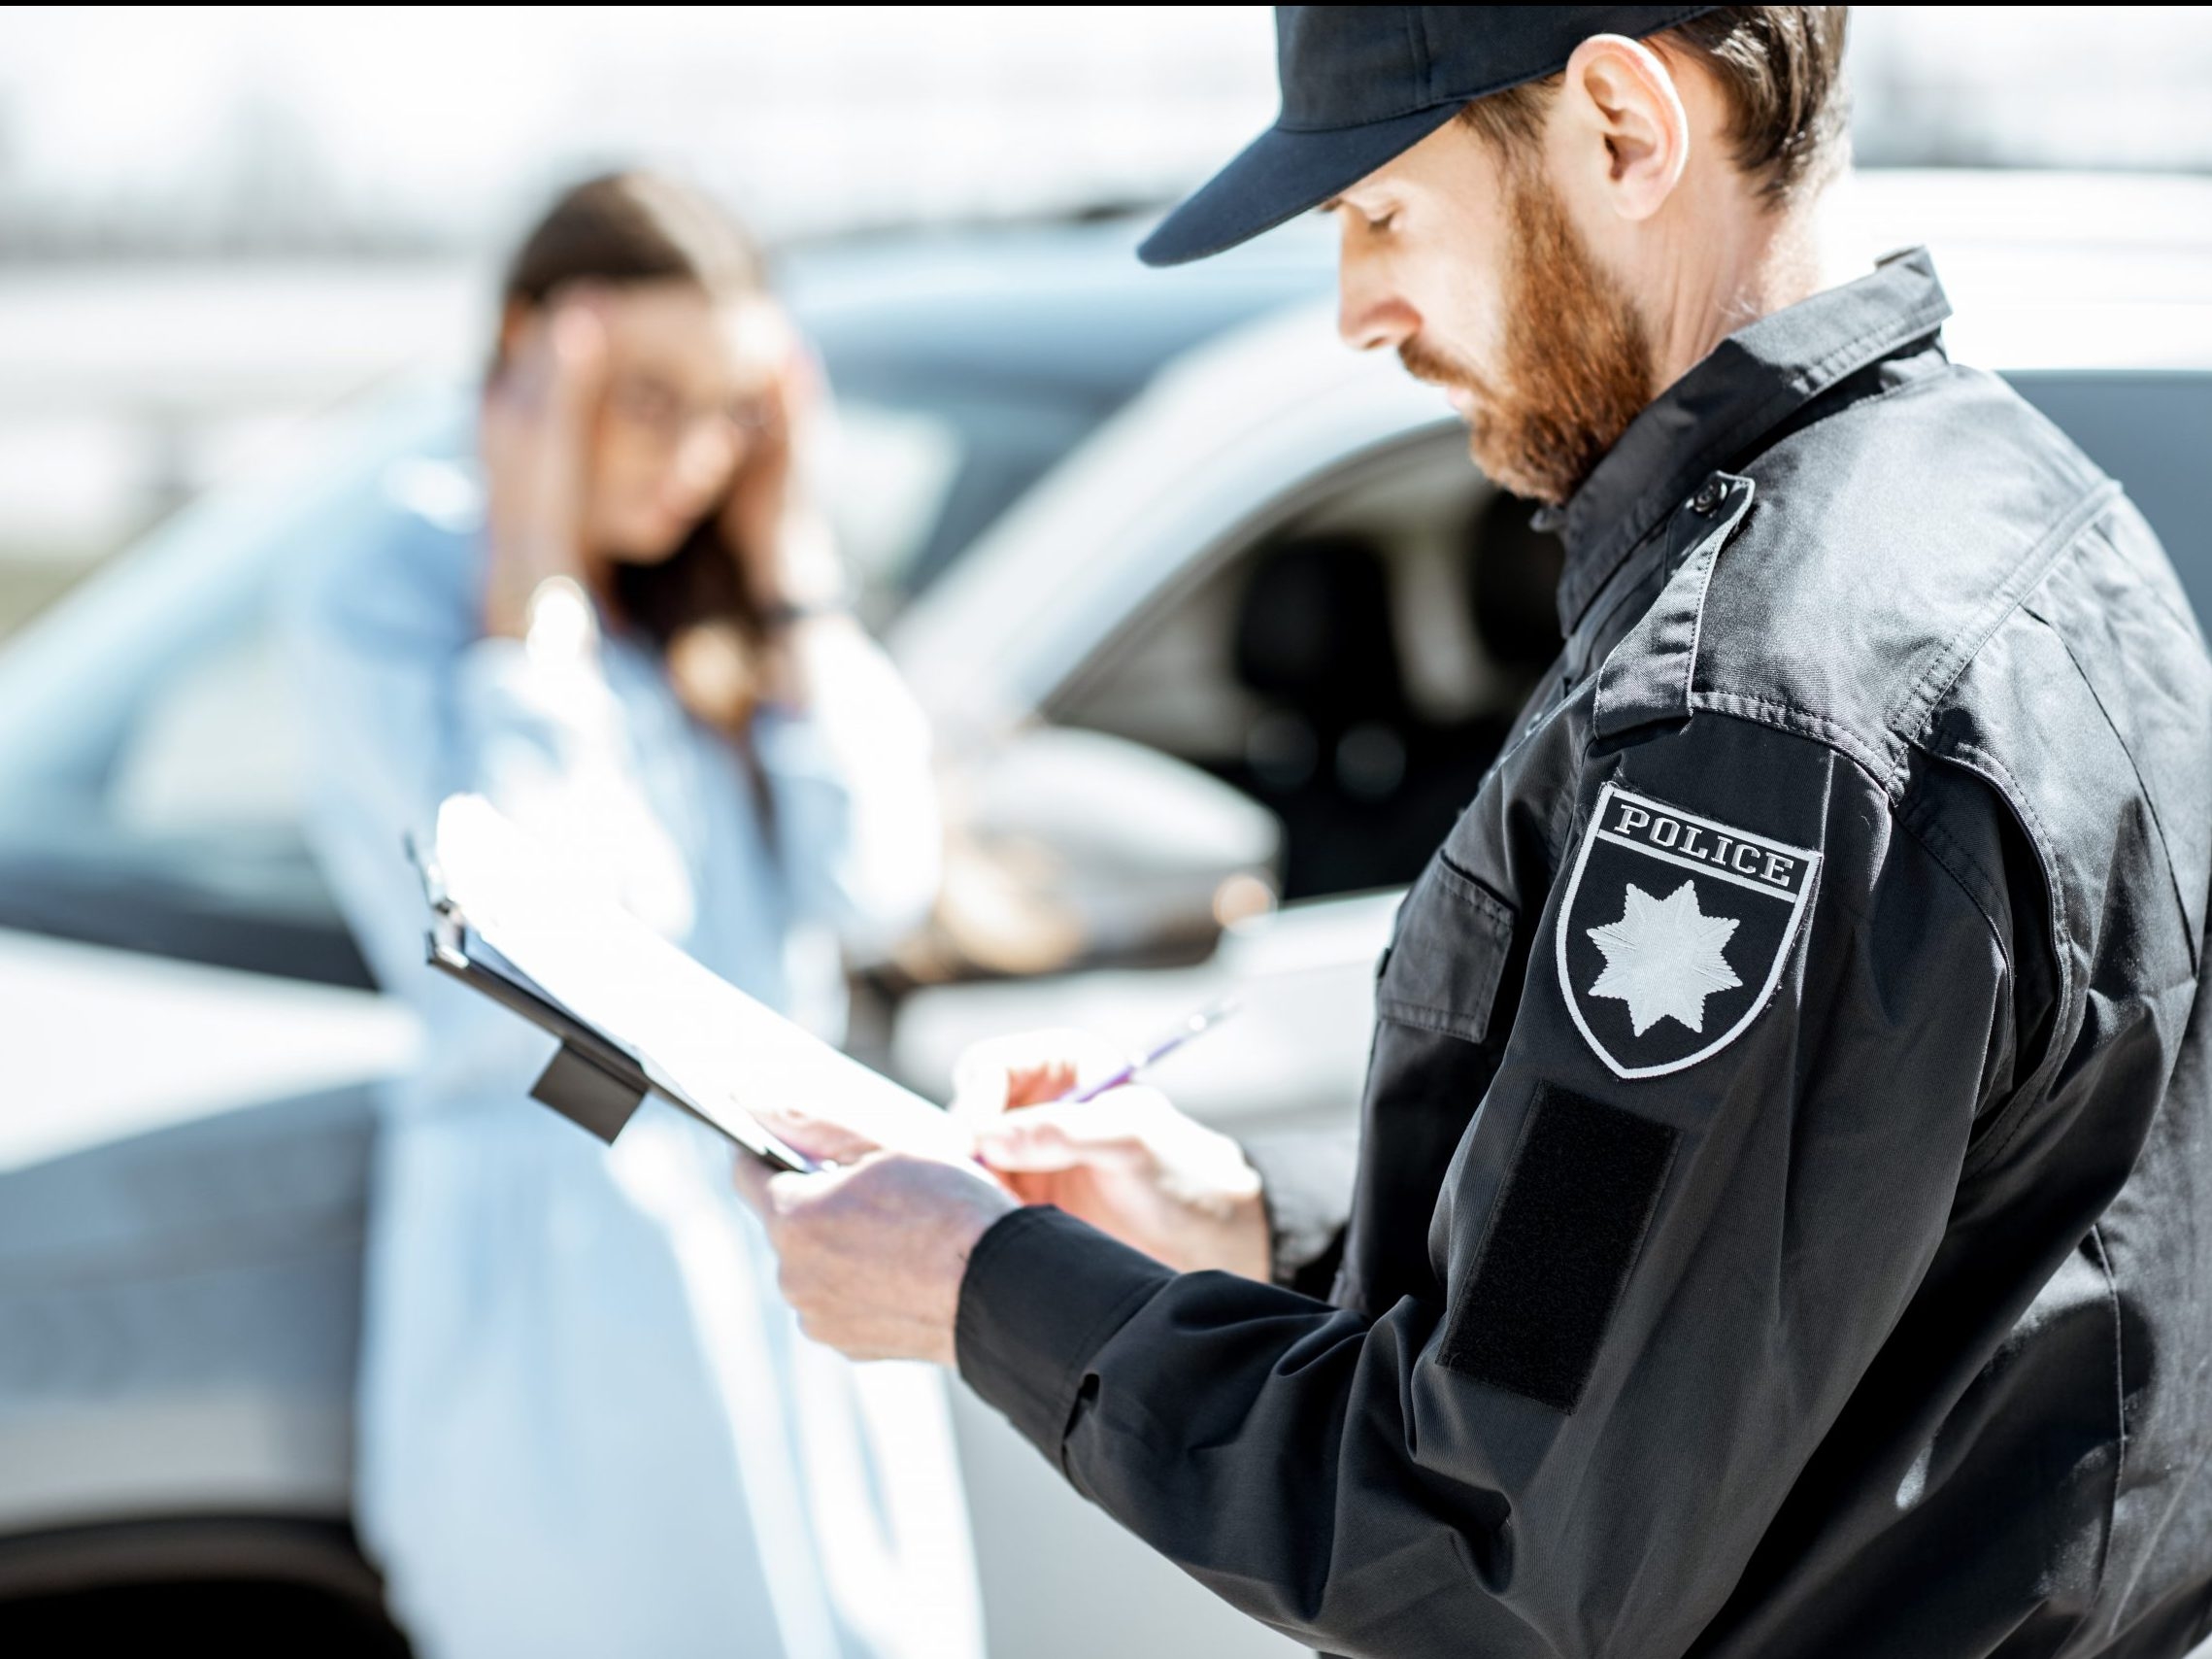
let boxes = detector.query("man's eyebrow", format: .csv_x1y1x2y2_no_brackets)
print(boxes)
1317,197,1342,216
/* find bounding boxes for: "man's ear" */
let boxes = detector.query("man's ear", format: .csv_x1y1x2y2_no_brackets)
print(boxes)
1558,33,1690,221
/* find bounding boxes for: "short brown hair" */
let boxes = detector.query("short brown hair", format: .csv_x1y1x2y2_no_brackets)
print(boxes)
1459,7,1852,205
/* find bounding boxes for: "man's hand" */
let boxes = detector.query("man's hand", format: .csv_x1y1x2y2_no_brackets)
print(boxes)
732,1116,1017,1366
953,1030,1271,1280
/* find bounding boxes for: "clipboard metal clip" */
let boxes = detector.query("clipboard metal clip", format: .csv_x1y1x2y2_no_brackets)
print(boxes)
528,1043,650,1145
407,821,816,1173
409,830,650,1146
405,832,467,960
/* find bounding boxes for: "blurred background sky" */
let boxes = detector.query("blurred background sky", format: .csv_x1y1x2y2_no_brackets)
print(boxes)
3,3,2211,633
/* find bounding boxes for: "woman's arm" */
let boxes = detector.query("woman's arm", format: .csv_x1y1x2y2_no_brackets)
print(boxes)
281,510,698,1013
725,325,942,944
752,614,941,944
285,300,698,1007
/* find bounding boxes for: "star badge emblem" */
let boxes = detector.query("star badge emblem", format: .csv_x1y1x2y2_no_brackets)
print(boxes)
1586,879,1743,1036
1558,783,1821,1078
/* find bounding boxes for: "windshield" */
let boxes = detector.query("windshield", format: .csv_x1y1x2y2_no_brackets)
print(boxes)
817,382,1094,617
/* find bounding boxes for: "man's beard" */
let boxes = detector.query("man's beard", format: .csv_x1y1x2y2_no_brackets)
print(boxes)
1401,172,1655,507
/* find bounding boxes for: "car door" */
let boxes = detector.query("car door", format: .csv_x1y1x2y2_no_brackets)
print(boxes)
0,404,434,1642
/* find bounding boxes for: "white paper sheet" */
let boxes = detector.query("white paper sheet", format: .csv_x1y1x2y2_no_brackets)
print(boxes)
434,793,975,1166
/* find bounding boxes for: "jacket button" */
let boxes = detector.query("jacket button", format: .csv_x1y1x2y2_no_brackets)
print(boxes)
1692,480,1725,516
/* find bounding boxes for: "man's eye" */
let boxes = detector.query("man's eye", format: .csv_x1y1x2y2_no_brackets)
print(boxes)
1366,211,1397,234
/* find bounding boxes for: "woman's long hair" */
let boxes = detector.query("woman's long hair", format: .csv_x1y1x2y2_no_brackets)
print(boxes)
493,171,775,737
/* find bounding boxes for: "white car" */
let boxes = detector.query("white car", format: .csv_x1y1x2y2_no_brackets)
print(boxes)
1,173,2207,1657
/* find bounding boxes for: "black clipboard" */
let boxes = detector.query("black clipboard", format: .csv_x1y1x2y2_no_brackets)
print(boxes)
410,837,817,1173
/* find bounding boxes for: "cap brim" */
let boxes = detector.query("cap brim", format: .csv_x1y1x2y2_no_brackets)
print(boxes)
1137,102,1463,268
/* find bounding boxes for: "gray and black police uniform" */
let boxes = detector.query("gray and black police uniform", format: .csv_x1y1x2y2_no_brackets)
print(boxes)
957,11,2212,1658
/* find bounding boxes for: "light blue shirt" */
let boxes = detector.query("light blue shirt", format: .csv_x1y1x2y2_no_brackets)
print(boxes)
284,443,981,1659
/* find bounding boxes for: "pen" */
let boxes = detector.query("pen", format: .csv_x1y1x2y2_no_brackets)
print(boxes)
1057,999,1242,1103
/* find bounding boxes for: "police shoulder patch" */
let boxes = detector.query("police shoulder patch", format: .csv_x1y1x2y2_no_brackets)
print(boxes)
1557,782,1821,1080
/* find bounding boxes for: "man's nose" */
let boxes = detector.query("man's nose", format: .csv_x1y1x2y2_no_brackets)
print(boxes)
1337,262,1420,355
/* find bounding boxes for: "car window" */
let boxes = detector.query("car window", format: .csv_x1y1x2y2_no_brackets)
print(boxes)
825,397,967,602
817,377,1098,615
108,618,308,839
1051,432,1560,902
0,584,368,986
0,411,398,989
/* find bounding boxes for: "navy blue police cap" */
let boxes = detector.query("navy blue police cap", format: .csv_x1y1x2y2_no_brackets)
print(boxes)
1138,6,1717,267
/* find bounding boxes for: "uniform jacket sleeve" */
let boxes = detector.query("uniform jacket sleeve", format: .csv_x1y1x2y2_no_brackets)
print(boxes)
955,711,2019,1659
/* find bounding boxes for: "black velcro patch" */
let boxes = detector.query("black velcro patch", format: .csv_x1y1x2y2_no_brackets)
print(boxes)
1436,1083,1677,1411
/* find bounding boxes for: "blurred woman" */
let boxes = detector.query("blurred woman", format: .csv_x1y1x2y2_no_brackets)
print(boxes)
285,173,979,1659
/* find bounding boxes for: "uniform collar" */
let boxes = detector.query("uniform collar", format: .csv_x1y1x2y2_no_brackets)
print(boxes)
1547,247,1953,638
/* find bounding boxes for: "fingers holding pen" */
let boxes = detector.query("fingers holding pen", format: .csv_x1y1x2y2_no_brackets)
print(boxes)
969,1087,1174,1175
947,1028,1127,1126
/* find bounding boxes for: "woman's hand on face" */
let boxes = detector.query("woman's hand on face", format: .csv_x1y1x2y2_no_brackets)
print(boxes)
720,302,846,615
481,294,609,639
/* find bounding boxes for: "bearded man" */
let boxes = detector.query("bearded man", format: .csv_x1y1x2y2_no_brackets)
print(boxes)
738,9,2212,1656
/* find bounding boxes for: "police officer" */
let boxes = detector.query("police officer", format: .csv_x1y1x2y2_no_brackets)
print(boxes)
736,9,2212,1655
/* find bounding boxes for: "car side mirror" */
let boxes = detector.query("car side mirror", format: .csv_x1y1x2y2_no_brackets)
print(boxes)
930,727,1282,978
